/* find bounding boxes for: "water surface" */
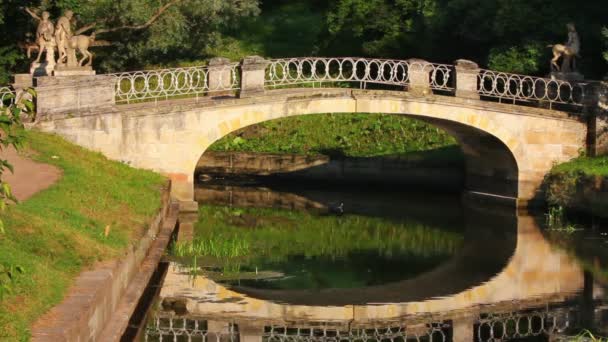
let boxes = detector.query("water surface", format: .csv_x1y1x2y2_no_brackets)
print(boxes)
136,182,608,341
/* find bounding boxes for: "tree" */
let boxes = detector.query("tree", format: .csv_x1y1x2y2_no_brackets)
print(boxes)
1,0,260,75
0,89,33,234
322,0,608,77
603,27,608,63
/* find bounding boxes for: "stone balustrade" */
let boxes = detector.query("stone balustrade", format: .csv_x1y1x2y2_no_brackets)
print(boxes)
11,55,595,119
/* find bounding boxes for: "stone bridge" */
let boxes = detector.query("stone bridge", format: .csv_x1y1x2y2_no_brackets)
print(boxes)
5,56,605,208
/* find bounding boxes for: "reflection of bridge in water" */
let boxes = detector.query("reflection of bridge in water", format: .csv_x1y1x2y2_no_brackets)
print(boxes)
144,306,581,342
145,211,607,341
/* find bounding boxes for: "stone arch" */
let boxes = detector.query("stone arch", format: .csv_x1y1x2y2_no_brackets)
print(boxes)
183,91,525,205
36,89,585,207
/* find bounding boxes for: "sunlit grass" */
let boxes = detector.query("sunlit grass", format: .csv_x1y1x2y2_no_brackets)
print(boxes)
551,155,608,177
0,131,165,340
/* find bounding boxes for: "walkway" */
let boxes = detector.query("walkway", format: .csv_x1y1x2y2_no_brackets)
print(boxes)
0,146,62,201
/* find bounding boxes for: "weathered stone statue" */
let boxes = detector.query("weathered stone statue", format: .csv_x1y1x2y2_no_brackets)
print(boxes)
34,11,55,63
51,10,96,75
21,2,178,76
24,8,57,76
549,23,581,73
55,10,74,65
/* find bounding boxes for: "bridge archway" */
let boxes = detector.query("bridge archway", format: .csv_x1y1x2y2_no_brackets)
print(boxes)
195,111,520,199
167,88,568,206
36,88,586,206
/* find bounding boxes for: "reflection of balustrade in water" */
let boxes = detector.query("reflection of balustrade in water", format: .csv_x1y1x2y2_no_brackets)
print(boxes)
144,306,580,342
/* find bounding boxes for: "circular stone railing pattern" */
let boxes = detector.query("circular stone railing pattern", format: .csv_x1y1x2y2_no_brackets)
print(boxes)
144,306,578,342
111,63,240,104
0,87,15,108
478,69,586,109
264,57,453,91
109,57,587,110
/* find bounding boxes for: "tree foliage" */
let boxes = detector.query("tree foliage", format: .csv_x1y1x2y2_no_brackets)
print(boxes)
322,0,608,77
0,0,260,74
604,27,608,63
0,90,33,234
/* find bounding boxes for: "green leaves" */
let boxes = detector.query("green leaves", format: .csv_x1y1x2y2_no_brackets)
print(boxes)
488,43,544,74
603,27,608,63
0,88,32,234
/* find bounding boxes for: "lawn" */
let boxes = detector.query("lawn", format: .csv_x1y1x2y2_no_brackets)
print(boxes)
0,131,165,341
209,113,462,161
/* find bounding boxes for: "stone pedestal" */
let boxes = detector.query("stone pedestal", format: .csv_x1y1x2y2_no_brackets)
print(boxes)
30,62,55,77
454,59,480,100
35,75,115,118
407,58,432,96
208,57,234,97
239,55,268,98
30,41,57,77
12,74,34,90
53,65,96,76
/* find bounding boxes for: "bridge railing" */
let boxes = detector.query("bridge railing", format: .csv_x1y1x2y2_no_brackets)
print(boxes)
477,68,586,109
0,86,15,108
104,56,589,113
265,57,454,93
110,62,241,104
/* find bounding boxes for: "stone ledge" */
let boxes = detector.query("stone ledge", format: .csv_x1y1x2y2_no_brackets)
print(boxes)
38,88,584,124
31,180,177,342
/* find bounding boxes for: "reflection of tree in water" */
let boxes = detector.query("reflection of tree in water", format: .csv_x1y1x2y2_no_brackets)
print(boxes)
170,205,464,289
544,225,608,283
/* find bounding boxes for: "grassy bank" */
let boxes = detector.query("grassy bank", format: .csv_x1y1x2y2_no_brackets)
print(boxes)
545,155,608,216
209,113,461,161
0,131,165,341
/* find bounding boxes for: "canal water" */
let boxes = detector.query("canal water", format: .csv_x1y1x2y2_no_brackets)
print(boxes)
132,180,608,342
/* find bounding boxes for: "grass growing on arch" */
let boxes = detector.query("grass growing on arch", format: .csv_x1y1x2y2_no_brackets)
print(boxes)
0,130,165,341
208,113,462,162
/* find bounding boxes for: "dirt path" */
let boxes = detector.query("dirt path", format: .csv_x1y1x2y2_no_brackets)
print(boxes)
0,147,62,201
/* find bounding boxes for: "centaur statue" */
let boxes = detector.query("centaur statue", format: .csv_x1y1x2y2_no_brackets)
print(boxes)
22,1,182,70
548,23,581,73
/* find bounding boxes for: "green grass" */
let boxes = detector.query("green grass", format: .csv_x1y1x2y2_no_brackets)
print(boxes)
209,113,461,161
172,205,464,264
0,131,166,341
551,155,608,177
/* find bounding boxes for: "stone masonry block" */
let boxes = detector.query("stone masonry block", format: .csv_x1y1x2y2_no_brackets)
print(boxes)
239,56,268,98
36,75,115,118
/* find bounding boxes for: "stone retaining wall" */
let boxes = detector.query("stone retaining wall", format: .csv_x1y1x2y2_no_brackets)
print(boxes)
31,181,178,342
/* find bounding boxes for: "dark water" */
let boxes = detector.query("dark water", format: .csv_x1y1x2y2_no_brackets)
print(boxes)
132,182,608,342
